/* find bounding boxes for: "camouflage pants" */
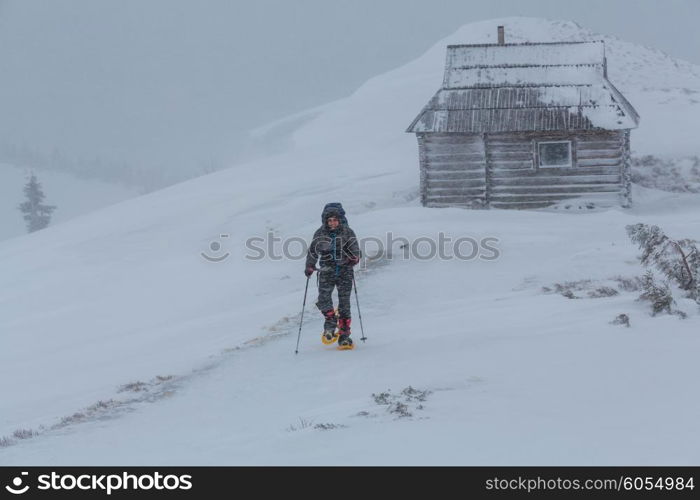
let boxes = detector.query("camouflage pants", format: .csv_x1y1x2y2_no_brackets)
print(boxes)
316,266,353,319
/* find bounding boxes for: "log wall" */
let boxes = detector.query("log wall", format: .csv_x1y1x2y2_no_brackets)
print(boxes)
420,133,487,208
418,130,628,209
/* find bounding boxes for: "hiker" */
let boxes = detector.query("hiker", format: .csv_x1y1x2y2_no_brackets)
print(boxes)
305,203,360,349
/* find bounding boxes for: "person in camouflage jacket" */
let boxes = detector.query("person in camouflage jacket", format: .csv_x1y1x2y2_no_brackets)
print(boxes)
305,203,360,348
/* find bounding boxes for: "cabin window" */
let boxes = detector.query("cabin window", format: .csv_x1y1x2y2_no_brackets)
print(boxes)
537,141,572,168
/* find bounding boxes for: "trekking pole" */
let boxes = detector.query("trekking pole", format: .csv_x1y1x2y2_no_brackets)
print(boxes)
352,275,367,342
295,275,311,354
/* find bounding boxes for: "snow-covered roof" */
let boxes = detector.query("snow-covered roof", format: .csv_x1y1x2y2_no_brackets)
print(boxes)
407,41,639,133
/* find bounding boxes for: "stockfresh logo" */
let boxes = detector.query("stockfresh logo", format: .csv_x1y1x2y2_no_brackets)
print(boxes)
5,472,30,495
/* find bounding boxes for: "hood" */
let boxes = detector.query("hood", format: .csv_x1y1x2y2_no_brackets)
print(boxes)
321,203,347,225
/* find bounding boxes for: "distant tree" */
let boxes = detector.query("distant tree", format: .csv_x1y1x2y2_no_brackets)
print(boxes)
17,173,57,233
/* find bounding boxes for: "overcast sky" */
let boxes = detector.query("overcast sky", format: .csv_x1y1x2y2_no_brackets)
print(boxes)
0,0,697,180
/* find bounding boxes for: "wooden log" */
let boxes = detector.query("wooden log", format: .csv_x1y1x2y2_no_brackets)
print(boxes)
428,179,486,190
426,171,485,180
427,203,475,208
490,201,620,209
491,166,620,178
576,141,622,149
486,136,533,145
424,144,485,155
576,132,624,140
488,151,534,161
491,201,559,209
489,192,620,203
428,189,486,200
427,163,484,173
490,174,621,186
428,182,486,190
424,134,483,145
428,181,486,189
428,184,487,192
491,199,620,209
424,146,484,155
575,150,622,160
576,143,622,151
575,131,623,140
483,143,532,153
425,152,485,159
424,135,483,143
425,152,485,161
425,195,487,204
576,158,621,167
427,159,486,168
427,165,485,173
491,185,621,195
426,171,486,180
490,160,535,170
428,166,486,173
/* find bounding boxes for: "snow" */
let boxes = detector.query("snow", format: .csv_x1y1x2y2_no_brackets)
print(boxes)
446,40,605,68
1,17,700,465
445,64,605,87
580,103,633,130
443,40,608,89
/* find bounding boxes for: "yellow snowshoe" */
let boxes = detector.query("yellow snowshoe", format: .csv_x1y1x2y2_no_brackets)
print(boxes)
337,334,354,350
321,329,339,345
321,308,340,344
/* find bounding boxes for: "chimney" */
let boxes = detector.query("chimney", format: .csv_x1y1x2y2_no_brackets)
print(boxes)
497,26,505,45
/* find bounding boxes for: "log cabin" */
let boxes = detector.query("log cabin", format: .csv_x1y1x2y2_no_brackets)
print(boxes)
406,27,640,209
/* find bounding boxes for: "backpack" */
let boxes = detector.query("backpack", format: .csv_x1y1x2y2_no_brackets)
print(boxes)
321,202,348,225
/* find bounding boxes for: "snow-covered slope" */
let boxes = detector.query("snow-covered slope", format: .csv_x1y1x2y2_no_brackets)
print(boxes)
1,18,699,465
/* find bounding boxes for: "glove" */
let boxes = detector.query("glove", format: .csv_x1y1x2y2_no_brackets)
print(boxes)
344,255,360,267
304,265,316,277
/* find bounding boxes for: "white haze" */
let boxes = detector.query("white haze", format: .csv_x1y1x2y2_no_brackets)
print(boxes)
0,0,698,192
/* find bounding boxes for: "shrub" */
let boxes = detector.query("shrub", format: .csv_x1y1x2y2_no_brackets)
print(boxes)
638,271,675,316
627,223,700,304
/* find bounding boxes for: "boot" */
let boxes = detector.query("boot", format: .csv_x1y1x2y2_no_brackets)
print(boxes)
321,309,339,344
337,318,354,350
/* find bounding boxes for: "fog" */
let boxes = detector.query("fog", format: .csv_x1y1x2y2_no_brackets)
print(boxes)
0,0,697,189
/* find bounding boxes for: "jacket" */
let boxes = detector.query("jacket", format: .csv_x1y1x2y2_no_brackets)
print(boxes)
305,209,360,273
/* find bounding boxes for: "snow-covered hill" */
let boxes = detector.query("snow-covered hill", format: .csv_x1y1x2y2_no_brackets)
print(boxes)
1,18,699,465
